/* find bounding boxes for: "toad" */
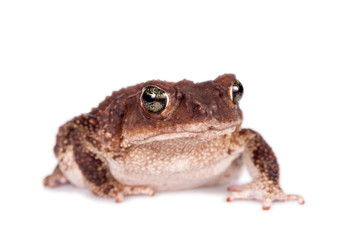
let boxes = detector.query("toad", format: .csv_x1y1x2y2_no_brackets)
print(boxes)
44,74,304,210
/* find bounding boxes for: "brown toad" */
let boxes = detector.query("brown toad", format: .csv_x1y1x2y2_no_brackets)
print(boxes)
44,74,304,210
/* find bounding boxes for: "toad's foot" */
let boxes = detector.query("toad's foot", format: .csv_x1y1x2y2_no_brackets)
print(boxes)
115,186,155,203
226,180,304,210
43,165,69,188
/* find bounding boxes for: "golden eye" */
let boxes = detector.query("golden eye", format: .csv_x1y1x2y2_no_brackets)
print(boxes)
141,86,169,113
231,80,244,104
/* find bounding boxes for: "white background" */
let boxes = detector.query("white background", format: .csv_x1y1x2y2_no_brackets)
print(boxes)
1,0,359,239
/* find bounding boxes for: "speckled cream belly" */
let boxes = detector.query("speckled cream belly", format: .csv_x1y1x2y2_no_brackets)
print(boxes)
106,137,245,191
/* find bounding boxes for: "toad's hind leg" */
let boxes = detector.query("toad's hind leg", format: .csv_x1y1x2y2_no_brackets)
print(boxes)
43,165,70,188
227,129,304,210
46,127,154,202
72,144,154,202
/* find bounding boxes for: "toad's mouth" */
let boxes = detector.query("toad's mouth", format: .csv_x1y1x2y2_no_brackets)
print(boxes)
127,121,242,145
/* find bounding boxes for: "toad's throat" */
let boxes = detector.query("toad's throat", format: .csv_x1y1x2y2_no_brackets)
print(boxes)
129,125,239,145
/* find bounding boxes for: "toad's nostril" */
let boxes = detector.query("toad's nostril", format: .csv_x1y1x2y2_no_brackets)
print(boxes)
193,104,206,115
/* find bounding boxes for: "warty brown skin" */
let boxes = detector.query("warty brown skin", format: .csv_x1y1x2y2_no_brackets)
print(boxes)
44,74,304,210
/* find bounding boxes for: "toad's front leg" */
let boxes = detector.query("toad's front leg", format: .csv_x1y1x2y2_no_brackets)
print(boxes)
227,129,304,210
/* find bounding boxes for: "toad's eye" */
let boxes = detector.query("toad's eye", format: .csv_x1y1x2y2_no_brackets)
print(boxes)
231,80,244,104
141,86,169,113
